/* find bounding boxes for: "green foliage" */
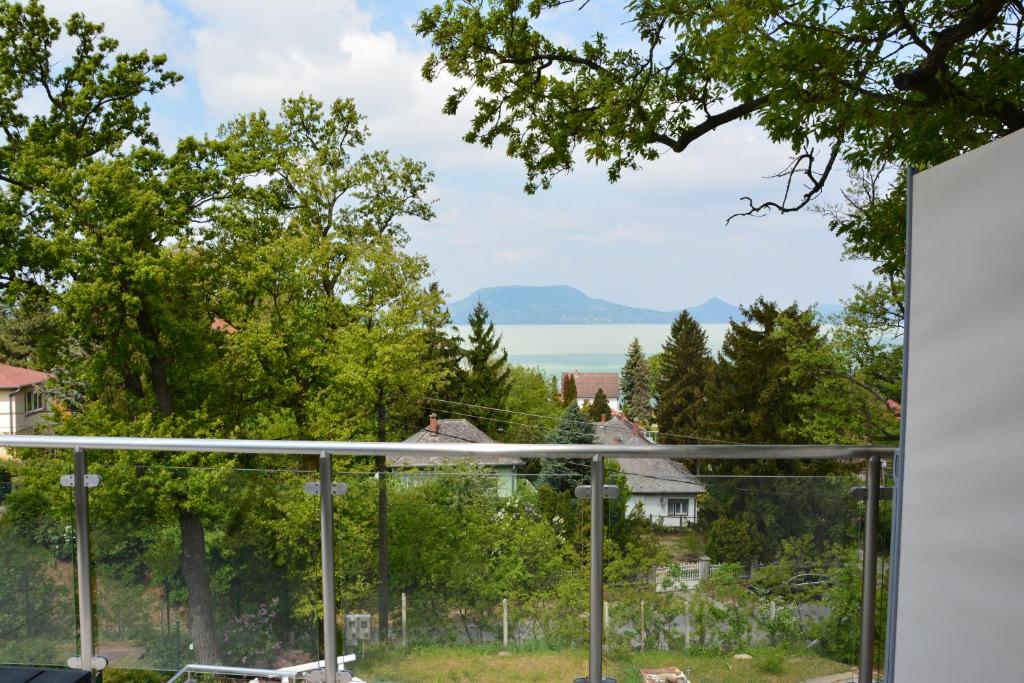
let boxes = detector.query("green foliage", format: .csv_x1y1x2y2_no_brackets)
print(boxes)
560,374,577,407
502,365,562,443
0,523,72,657
704,299,822,450
655,312,711,444
537,404,595,491
416,0,1024,272
459,303,512,437
620,338,653,425
757,649,786,674
705,518,758,565
816,547,888,668
778,281,903,445
587,387,612,422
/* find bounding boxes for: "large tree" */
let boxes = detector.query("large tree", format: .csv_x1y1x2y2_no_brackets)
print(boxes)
655,311,712,444
537,403,595,491
416,0,1024,273
620,338,653,425
213,95,443,644
460,302,512,435
704,299,822,452
587,387,612,422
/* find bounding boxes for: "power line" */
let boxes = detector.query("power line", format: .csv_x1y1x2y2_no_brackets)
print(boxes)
423,396,748,445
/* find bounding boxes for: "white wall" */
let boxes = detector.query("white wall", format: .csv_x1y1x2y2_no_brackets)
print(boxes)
626,493,697,527
890,129,1024,681
576,397,621,411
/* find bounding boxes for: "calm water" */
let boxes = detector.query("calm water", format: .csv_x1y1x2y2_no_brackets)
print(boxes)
466,324,732,376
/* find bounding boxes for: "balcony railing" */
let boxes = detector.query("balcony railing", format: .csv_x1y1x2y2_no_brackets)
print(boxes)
0,435,891,683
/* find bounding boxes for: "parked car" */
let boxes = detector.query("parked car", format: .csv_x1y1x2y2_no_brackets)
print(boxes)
749,572,831,598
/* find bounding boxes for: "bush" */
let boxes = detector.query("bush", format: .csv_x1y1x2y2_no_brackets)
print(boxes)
705,518,757,564
757,649,786,674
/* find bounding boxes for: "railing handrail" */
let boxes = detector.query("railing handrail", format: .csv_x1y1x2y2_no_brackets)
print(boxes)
0,434,894,460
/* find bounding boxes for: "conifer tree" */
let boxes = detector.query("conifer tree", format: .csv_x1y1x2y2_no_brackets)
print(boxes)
588,387,612,422
537,403,595,491
561,374,577,407
620,338,653,425
703,298,821,449
655,311,712,444
461,302,511,435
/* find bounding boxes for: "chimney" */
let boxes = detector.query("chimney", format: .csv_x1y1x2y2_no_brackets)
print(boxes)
428,413,439,433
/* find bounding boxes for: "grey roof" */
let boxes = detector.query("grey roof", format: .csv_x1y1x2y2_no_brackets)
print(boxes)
392,419,524,467
616,457,705,494
593,416,653,446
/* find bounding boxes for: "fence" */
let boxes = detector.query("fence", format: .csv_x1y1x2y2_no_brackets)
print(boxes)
0,435,891,683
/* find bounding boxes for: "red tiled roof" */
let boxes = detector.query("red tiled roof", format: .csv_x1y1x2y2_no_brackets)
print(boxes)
211,318,238,334
0,364,50,389
563,371,619,399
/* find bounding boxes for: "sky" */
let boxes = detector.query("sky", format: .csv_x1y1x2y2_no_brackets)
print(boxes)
43,0,877,312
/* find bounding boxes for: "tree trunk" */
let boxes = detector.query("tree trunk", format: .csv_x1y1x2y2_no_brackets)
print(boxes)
376,391,390,642
179,510,221,663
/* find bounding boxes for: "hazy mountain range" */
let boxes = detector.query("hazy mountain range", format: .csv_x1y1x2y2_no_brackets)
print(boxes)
448,286,842,325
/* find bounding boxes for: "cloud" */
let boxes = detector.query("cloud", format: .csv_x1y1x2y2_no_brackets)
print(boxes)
43,0,187,57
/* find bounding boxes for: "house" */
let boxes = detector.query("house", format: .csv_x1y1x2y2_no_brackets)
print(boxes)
562,371,621,411
593,414,705,527
1,363,52,460
393,414,525,496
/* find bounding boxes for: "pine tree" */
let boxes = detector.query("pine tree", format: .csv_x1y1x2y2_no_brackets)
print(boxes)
561,374,577,407
655,311,712,444
620,338,653,425
703,298,821,448
588,387,612,422
461,302,511,435
537,404,595,491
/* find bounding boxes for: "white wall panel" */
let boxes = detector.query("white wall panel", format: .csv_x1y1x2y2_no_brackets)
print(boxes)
892,129,1024,681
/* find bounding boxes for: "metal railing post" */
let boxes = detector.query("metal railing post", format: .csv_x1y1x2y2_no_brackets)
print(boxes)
859,454,881,683
319,451,337,683
589,454,604,683
73,446,95,675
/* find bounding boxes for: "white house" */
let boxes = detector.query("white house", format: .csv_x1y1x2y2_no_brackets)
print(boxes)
0,363,51,459
593,415,705,527
562,371,621,411
392,414,525,496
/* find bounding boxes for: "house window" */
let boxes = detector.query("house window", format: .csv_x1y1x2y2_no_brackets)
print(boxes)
667,498,689,517
23,389,45,413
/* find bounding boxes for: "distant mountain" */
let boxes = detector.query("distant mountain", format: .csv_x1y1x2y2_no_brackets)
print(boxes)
685,297,742,324
447,286,745,324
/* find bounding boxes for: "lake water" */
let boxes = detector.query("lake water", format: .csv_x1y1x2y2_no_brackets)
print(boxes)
476,324,732,376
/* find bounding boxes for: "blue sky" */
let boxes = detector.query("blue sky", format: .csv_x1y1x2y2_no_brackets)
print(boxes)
48,0,876,311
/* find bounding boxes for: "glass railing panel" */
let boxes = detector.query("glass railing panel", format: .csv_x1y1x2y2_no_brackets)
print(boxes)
351,468,591,683
0,453,78,666
603,472,865,683
88,456,322,672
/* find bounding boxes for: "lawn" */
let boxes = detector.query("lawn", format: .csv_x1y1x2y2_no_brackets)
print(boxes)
354,645,852,683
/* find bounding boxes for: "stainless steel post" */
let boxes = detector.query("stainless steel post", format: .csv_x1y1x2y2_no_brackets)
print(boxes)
589,455,604,683
319,452,337,683
859,454,881,683
72,446,95,675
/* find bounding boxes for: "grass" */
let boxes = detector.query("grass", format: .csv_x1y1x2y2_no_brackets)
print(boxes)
354,645,852,683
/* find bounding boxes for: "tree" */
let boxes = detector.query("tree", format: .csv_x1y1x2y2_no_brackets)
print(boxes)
703,299,823,452
587,387,611,422
777,282,903,445
502,365,562,444
416,0,1024,272
655,312,712,444
460,302,511,436
537,404,595,491
620,338,653,425
214,95,442,643
561,374,577,407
